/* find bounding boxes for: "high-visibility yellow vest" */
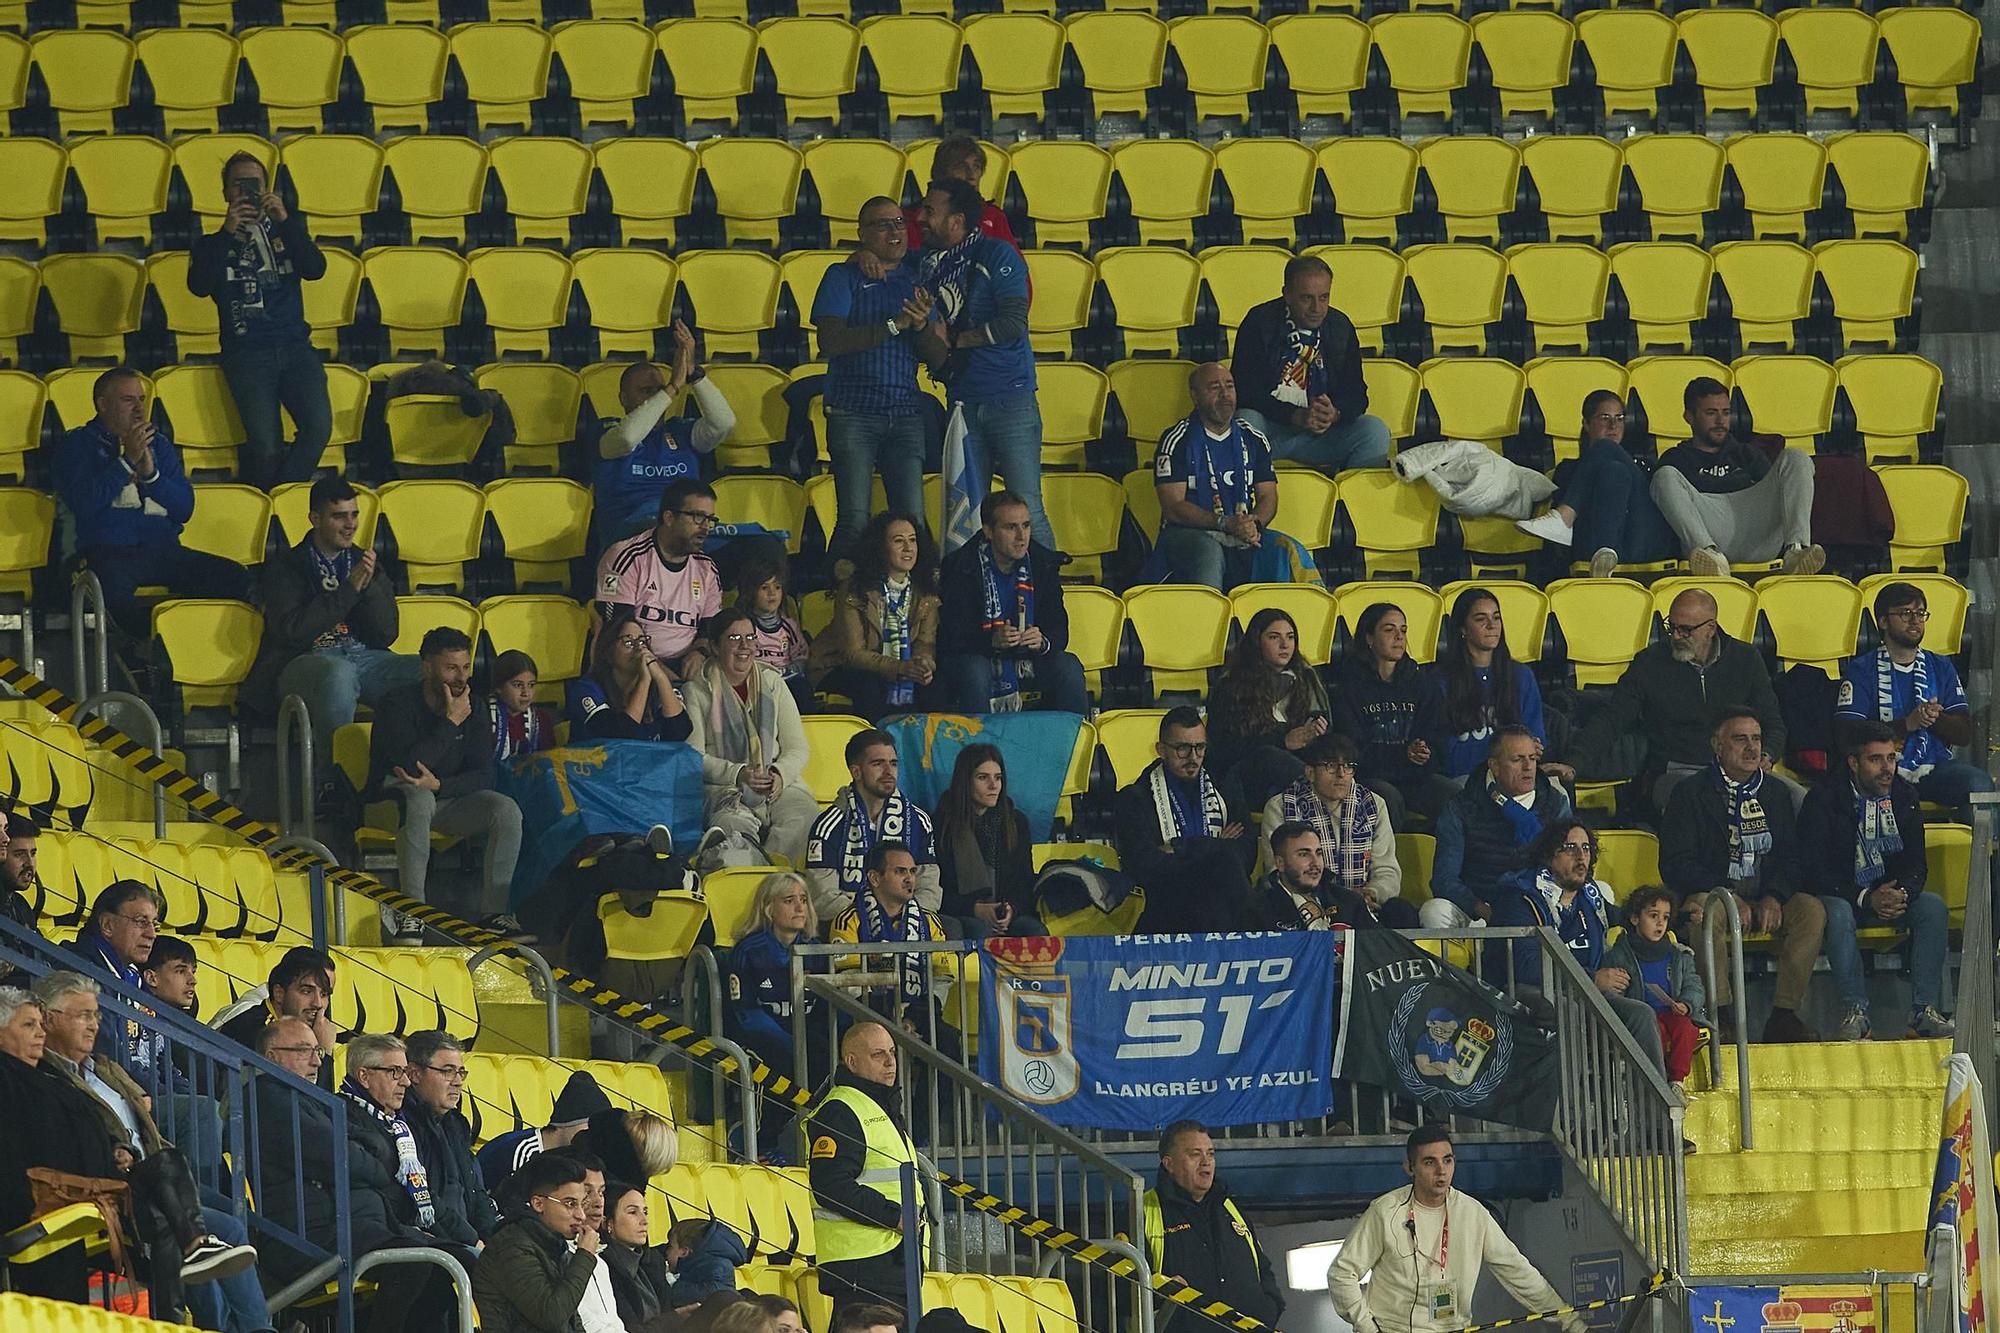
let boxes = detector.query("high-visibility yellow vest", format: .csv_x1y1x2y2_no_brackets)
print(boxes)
1141,1188,1260,1277
810,1083,926,1265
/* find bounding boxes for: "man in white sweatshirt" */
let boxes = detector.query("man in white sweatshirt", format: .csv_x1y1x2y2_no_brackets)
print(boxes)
1329,1127,1583,1333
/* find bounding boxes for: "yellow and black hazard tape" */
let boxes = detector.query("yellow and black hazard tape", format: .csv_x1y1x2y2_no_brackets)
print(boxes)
0,654,1675,1333
1458,1271,1674,1333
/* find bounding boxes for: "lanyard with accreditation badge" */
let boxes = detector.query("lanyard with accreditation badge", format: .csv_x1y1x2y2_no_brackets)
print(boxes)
1412,1201,1459,1326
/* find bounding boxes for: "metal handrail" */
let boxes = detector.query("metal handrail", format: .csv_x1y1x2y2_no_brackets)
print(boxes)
69,569,110,702
468,942,562,1056
1694,886,1755,1152
352,1246,476,1333
685,944,731,1140
269,834,347,943
77,689,168,838
275,693,316,839
1035,1236,1158,1333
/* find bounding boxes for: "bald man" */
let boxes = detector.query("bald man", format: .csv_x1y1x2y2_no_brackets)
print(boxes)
1576,589,1803,813
1152,362,1280,592
808,1021,928,1320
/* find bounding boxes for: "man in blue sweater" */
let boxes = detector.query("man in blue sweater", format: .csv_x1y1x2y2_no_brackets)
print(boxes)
186,152,330,490
54,367,248,631
1426,727,1572,931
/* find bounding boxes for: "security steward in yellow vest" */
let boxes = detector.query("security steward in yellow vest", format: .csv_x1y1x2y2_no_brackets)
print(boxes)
1142,1121,1284,1331
808,1019,929,1319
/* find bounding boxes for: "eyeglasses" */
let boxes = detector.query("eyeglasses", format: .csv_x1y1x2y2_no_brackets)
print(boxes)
1556,842,1595,856
272,1045,324,1061
1666,619,1716,640
537,1194,589,1212
1164,742,1208,759
1885,607,1930,621
1312,761,1357,774
860,218,904,232
674,510,719,527
614,635,649,650
360,1064,413,1081
422,1063,468,1081
115,912,161,931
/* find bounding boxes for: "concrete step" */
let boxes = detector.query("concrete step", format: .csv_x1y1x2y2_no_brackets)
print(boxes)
1685,1089,1940,1153
1684,1148,1933,1196
1702,1039,1951,1092
1689,1187,1931,1242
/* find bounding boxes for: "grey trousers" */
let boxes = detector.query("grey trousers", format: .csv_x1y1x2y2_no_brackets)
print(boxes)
708,784,819,868
1649,449,1815,563
395,785,523,914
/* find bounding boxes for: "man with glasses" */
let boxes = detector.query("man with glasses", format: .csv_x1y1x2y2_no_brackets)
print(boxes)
1836,581,1993,820
597,476,724,676
1113,707,1258,933
368,624,526,944
402,1030,499,1247
67,880,174,1079
1660,708,1824,1044
814,196,936,564
475,1153,601,1333
594,321,734,546
1261,735,1414,928
1575,588,1799,814
1428,727,1572,932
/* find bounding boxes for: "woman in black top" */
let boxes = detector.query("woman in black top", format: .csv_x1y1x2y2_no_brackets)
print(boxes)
1326,600,1452,830
600,1179,679,1333
1207,607,1333,811
568,613,694,742
935,743,1046,939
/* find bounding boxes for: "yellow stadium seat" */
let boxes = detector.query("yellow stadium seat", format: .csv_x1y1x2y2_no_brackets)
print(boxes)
1024,249,1096,360
1273,466,1339,552
1730,354,1834,452
1873,465,1966,575
907,137,1010,207
1649,574,1757,644
699,137,806,250
1110,139,1214,249
1813,239,1918,354
1333,579,1443,663
1826,132,1931,243
702,362,789,472
1620,135,1725,243
0,371,44,482
182,485,271,569
572,247,677,360
797,587,835,640
1313,244,1410,361
1440,579,1548,662
1267,14,1371,131
1167,15,1267,126
134,27,241,137
656,18,758,128
41,252,144,364
0,139,65,251
334,946,479,1040
1231,583,1336,662
859,15,961,125
1859,572,1967,655
44,365,130,436
1006,141,1113,251
67,135,171,249
146,252,221,362
1711,240,1815,354
1064,585,1124,693
1757,575,1862,676
1122,583,1229,697
1094,707,1170,789
551,20,655,135
590,138,697,251
1472,11,1572,123
1417,135,1521,246
477,362,582,475
272,481,379,549
676,250,782,360
189,938,285,1004
1370,13,1470,127
712,475,807,556
1836,353,1939,464
1594,828,1660,894
600,892,710,964
1925,821,1972,925
152,363,245,476
1063,12,1167,121
696,864,774,948
378,479,485,594
479,595,591,697
450,22,552,136
488,138,592,250
0,488,54,600
1122,466,1161,543
801,140,904,248
281,134,385,251
389,594,479,659
1105,357,1195,463
781,250,846,361
1520,134,1621,246
797,713,869,805
756,16,860,128
1335,469,1437,580
1547,577,1653,686
1877,8,1980,126
1609,242,1713,356
152,599,261,710
1778,8,1880,126
1526,357,1626,464
1574,10,1675,127
1318,138,1418,247
363,245,470,362
1095,247,1202,358
1507,243,1611,357
483,477,590,590
1402,244,1506,357
240,26,345,137
1209,140,1315,249
344,24,450,136
1726,133,1827,243
1036,361,1108,470
1362,359,1422,447
383,136,489,250
1625,354,1730,447
1041,471,1123,579
1197,247,1285,354
467,246,575,361
1421,357,1524,454
961,14,1064,126
30,29,134,136
318,363,371,472
1676,11,1777,128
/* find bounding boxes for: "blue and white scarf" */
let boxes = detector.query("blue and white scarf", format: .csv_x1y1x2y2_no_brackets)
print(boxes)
857,888,931,1007
1874,649,1934,776
1277,776,1376,894
340,1075,436,1229
1192,420,1258,521
881,577,915,708
919,231,980,334
833,786,919,897
1146,760,1228,842
1854,784,1903,886
1713,762,1773,882
976,536,1035,710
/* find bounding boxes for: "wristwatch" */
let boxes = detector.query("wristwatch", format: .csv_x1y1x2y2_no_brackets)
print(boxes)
885,318,901,337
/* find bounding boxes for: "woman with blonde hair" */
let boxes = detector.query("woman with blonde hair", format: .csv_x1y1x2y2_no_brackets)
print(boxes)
724,871,830,1159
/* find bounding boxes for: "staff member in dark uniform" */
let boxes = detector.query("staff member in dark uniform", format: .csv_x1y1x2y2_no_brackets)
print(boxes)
808,1020,927,1321
1141,1120,1284,1331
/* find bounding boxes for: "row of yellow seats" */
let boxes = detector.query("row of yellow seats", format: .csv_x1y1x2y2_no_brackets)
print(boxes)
3,12,1974,138
29,827,314,943
189,936,484,1040
0,1293,187,1333
0,705,203,824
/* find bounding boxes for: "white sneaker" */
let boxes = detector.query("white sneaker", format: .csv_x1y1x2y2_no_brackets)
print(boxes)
1516,511,1574,546
1689,546,1731,578
1780,542,1825,575
1588,547,1619,579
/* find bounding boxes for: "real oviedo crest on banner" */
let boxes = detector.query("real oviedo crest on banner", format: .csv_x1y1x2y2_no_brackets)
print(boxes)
978,933,1337,1131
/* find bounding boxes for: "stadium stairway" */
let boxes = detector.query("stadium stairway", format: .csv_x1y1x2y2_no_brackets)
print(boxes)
1683,1038,1949,1276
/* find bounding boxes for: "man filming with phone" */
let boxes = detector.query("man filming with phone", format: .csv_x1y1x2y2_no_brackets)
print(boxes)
187,151,332,490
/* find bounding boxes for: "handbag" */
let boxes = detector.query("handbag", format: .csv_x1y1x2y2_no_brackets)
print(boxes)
27,1166,133,1279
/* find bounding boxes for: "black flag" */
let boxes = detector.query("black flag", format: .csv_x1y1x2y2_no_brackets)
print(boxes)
1334,928,1561,1133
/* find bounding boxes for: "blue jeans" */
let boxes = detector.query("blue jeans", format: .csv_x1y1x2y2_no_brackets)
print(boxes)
187,1206,273,1333
939,649,1088,715
956,393,1055,549
277,642,422,773
1916,760,1996,821
157,1092,228,1194
1238,407,1392,473
826,408,927,559
220,340,332,489
1153,525,1231,591
1820,889,1949,1012
1563,439,1677,563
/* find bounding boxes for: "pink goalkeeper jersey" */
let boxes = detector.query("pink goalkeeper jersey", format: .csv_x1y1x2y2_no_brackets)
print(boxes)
594,532,722,662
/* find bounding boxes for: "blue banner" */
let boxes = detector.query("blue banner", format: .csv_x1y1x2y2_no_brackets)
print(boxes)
883,711,1085,842
498,740,705,906
978,933,1337,1130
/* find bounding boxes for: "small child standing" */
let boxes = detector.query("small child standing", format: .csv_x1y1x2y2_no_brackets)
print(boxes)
489,648,557,762
735,552,812,709
1602,885,1709,1089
